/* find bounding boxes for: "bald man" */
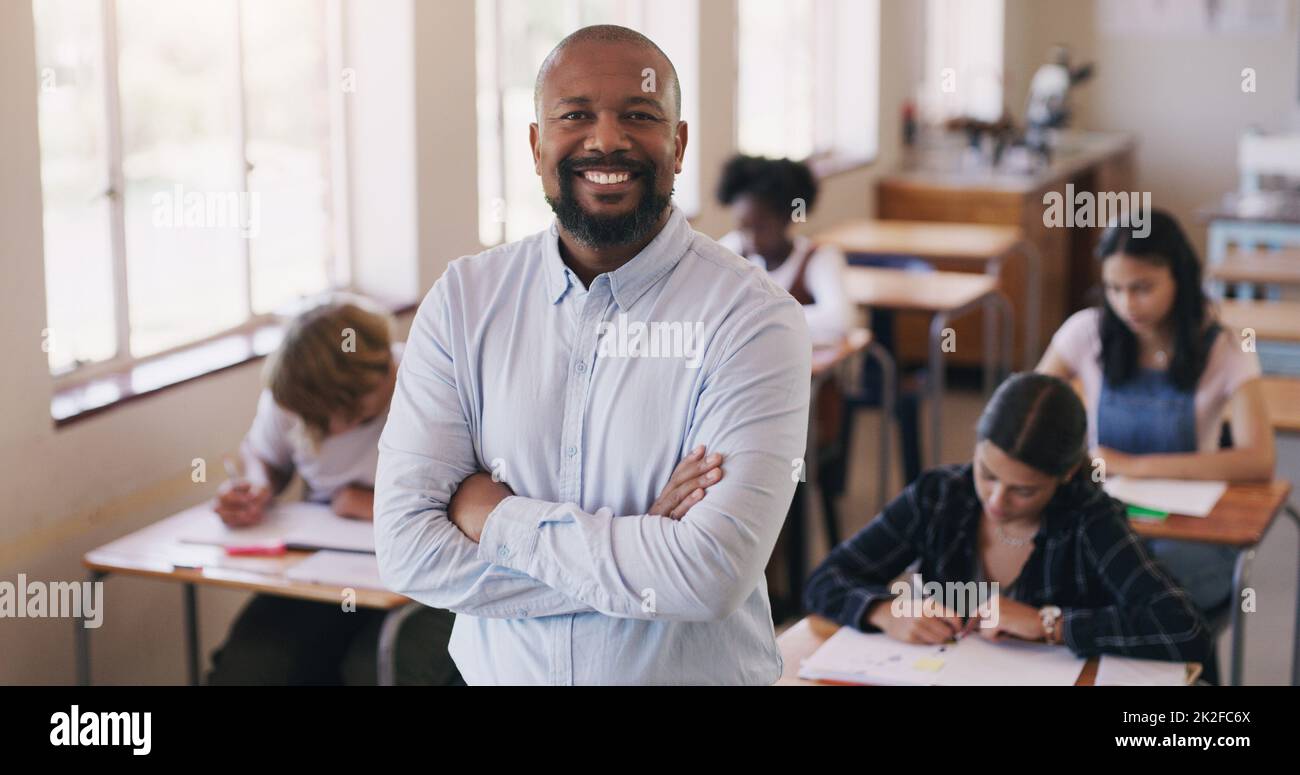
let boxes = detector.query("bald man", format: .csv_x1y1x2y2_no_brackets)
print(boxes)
375,25,810,684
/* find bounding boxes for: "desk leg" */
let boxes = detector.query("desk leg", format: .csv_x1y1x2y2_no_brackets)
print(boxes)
1228,547,1256,687
377,601,424,686
928,312,950,468
998,292,1014,383
1017,242,1043,370
1288,504,1300,686
778,373,827,614
982,296,997,398
804,372,825,550
1206,222,1229,299
183,582,199,686
75,570,107,687
866,341,896,514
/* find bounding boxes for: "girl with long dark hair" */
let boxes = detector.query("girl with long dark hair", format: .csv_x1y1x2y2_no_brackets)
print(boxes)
803,373,1208,664
1037,209,1274,613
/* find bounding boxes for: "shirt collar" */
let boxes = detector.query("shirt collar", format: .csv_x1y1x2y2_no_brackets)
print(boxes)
542,205,692,309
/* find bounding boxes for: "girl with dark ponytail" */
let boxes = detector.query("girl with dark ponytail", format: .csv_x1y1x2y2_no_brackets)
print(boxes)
803,373,1209,666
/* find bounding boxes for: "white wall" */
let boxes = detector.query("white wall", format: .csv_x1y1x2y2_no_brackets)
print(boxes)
1005,0,1300,256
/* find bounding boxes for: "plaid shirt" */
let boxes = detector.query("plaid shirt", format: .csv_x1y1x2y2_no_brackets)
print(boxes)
804,464,1210,663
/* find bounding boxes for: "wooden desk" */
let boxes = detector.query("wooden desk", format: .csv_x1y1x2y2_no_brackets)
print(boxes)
844,267,1013,466
1218,299,1300,344
79,504,420,686
811,328,876,378
1127,481,1299,686
1261,376,1300,433
1207,246,1300,289
816,218,1041,368
877,131,1136,367
775,615,1144,686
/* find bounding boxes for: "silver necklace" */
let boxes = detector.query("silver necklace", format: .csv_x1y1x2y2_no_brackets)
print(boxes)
994,522,1034,548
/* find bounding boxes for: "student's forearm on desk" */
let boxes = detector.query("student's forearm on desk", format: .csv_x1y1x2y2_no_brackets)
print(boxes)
333,486,375,521
1119,447,1274,482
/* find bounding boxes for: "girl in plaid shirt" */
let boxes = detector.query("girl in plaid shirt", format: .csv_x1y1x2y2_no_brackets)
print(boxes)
804,372,1210,664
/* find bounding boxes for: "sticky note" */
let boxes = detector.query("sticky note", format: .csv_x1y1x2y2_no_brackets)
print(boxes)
912,657,945,673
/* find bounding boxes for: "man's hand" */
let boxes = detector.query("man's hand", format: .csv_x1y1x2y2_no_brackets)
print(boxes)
449,472,514,543
648,445,725,519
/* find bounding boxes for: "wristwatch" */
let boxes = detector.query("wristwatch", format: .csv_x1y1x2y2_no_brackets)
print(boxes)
1039,605,1063,643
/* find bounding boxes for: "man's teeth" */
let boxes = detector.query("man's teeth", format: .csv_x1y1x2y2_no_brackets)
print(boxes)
582,170,632,185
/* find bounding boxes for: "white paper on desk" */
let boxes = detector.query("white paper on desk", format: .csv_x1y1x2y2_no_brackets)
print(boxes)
1103,477,1227,518
285,550,388,591
180,501,375,553
1095,654,1189,686
797,627,1085,686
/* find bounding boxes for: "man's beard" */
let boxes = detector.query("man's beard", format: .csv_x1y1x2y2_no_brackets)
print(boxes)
546,156,673,249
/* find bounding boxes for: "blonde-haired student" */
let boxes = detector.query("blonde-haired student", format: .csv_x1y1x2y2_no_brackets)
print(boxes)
207,298,459,685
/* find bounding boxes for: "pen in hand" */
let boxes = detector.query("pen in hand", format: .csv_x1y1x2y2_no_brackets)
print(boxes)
223,455,247,488
217,454,269,528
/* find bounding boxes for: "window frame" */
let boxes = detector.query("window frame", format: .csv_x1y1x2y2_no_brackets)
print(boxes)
734,0,879,171
43,0,353,388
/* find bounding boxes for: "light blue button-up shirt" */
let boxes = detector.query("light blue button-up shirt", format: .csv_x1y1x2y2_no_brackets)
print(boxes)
374,205,810,684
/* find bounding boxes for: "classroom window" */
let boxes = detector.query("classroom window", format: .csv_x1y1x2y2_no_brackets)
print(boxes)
736,0,879,165
475,0,700,246
921,0,1004,123
32,0,345,377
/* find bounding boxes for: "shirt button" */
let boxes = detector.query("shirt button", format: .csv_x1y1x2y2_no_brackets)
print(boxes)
566,446,577,457
576,362,586,373
498,546,510,559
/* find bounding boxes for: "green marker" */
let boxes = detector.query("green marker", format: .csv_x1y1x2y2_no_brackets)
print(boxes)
1127,504,1168,520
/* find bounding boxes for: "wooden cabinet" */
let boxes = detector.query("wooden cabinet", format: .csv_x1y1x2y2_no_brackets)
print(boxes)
876,132,1136,368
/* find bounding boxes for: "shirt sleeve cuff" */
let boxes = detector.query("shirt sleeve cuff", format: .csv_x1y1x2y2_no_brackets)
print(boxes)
477,495,545,572
844,589,895,632
1062,607,1094,655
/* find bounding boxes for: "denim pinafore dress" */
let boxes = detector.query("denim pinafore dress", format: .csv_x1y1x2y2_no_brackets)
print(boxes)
1096,324,1235,613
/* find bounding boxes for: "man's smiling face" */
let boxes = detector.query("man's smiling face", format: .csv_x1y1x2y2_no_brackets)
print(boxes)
531,40,687,249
